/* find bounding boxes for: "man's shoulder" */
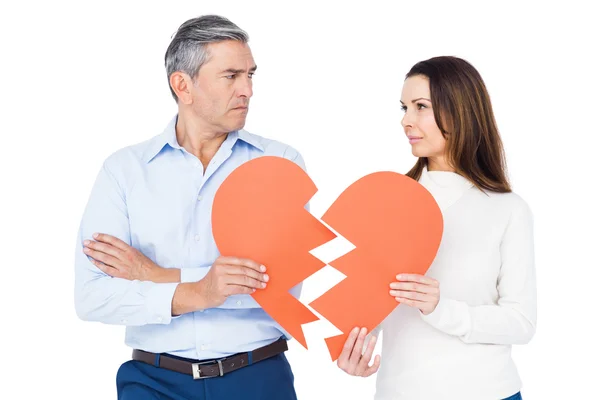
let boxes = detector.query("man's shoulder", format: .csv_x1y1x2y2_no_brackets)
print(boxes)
238,129,303,162
101,133,161,174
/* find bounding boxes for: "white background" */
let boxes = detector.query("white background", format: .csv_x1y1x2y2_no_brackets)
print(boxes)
1,1,598,399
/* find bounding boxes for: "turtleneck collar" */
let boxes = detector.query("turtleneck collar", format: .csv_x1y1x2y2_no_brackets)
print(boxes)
418,166,474,211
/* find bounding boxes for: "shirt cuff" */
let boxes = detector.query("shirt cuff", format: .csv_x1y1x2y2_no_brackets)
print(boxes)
143,282,180,324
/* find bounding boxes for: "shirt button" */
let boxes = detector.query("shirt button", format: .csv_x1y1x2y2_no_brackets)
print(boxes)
197,195,203,201
156,317,162,322
194,235,201,242
121,319,127,323
236,300,242,306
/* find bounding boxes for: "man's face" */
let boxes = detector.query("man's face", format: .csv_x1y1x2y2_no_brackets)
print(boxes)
189,40,256,133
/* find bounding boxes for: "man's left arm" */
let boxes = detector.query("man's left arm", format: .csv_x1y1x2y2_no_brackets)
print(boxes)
83,147,311,301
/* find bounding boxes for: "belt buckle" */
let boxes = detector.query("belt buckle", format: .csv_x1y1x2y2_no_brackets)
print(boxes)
192,358,224,379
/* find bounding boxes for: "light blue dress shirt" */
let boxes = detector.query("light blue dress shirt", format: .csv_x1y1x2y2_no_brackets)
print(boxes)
74,115,306,360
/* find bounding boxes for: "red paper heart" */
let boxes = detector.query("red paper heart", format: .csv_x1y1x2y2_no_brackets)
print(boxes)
212,156,443,360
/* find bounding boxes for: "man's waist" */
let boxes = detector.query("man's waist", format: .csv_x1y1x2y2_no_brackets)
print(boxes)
160,337,287,360
125,323,287,360
132,337,289,379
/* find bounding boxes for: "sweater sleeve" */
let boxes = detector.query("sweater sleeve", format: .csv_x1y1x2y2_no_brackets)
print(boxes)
421,199,537,345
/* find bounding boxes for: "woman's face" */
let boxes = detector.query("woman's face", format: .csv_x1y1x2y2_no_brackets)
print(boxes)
400,75,447,162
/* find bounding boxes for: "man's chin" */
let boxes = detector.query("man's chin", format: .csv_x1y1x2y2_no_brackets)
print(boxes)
228,119,247,132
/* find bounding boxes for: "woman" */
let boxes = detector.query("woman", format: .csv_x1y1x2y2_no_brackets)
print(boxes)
336,56,536,400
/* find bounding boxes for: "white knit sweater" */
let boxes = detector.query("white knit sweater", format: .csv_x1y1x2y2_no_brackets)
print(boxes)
373,167,536,400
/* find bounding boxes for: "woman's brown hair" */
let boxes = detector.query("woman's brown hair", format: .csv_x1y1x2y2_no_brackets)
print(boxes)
405,56,511,193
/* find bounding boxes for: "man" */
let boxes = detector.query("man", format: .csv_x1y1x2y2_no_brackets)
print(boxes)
75,15,303,399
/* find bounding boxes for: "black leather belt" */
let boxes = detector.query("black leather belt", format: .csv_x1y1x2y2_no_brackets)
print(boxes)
132,338,288,379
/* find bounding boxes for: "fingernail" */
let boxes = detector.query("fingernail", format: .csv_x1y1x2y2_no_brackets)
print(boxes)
263,274,269,282
261,282,266,288
260,265,266,272
93,233,99,239
83,248,90,253
396,274,403,280
83,240,90,245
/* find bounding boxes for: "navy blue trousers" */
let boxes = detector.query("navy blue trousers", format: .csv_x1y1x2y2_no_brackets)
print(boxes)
503,392,522,400
116,352,296,399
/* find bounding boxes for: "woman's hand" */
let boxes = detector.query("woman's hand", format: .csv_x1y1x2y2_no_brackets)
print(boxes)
336,327,381,377
390,274,440,315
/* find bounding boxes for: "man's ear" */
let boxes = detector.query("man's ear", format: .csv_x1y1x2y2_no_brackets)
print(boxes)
170,72,194,105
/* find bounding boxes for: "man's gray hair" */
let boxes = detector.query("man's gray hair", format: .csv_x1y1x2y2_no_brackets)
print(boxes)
164,15,249,101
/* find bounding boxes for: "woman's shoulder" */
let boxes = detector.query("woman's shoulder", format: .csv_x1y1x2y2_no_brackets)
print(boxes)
481,189,533,219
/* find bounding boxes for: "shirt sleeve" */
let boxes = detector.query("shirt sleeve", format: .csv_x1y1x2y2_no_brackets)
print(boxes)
421,199,537,345
74,160,179,326
180,268,209,283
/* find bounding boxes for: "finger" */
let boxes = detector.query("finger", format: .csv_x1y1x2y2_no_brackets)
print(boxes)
224,274,266,290
348,327,368,367
83,247,122,269
225,285,256,296
390,290,437,302
83,240,122,259
395,297,427,308
218,256,266,273
396,274,439,287
90,259,122,277
389,281,439,294
357,334,377,372
221,264,269,283
92,233,130,251
339,327,361,366
363,354,381,377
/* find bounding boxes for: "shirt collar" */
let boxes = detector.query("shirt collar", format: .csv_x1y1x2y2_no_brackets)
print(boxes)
143,115,264,163
235,129,264,152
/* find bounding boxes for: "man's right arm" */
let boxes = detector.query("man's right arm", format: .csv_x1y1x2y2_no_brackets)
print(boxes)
74,160,204,325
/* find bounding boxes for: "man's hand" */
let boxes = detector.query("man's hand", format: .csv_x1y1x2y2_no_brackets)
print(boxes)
83,233,179,283
197,256,269,309
83,235,269,313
